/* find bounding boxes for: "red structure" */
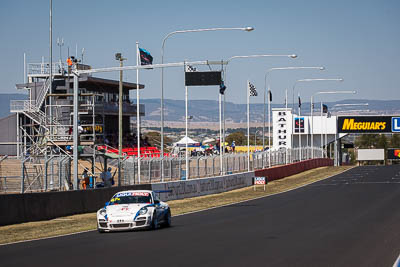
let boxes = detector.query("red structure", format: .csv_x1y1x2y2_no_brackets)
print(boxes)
98,145,169,158
254,158,333,182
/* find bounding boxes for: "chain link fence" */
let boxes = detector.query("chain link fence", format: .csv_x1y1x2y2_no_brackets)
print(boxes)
0,155,71,194
122,147,324,185
0,147,324,193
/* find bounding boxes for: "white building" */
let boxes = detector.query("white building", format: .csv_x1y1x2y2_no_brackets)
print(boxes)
272,108,347,164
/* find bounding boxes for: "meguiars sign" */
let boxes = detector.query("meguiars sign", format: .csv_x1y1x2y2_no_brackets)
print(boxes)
337,116,393,133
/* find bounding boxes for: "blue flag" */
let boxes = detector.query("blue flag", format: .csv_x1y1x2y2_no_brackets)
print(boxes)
323,104,328,113
139,48,153,65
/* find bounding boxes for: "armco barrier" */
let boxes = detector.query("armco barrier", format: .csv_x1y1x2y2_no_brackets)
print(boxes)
254,158,333,182
152,172,255,201
0,184,151,226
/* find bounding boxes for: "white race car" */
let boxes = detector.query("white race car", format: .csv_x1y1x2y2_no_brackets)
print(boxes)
97,190,171,233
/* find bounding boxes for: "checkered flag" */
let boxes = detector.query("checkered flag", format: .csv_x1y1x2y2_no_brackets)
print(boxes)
248,81,258,96
185,65,197,72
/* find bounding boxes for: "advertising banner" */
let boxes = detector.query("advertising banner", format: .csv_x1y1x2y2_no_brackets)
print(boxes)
392,117,400,132
357,149,385,161
337,116,393,133
387,149,400,160
254,177,266,185
294,117,304,133
272,108,292,150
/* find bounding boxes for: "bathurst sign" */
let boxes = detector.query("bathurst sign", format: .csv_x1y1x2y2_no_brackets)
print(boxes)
337,116,396,133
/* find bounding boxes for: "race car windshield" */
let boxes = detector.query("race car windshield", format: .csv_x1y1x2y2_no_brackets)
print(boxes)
110,195,152,204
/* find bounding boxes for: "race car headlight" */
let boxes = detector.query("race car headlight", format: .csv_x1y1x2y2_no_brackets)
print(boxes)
99,209,107,217
139,207,148,215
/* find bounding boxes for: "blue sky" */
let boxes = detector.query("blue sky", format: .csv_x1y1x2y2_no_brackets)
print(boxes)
1,0,399,104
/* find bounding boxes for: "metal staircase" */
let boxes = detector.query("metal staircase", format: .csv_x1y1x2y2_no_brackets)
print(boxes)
11,77,62,133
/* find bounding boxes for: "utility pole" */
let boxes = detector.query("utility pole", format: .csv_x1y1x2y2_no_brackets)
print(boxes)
116,53,126,186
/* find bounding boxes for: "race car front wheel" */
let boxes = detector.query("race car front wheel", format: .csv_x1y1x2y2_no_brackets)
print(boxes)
163,209,171,227
151,211,158,230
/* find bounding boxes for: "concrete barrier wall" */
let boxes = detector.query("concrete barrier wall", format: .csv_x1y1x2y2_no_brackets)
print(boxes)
0,184,151,226
152,172,255,201
0,159,332,226
254,158,334,182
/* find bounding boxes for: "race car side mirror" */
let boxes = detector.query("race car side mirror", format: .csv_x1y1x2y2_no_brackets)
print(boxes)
105,202,109,206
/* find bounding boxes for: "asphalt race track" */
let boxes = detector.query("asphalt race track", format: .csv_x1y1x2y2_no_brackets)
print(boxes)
1,165,400,267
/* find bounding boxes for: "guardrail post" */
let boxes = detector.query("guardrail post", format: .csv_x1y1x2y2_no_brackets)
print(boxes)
187,157,191,180
228,156,231,173
212,156,215,176
169,158,172,180
21,159,25,193
262,153,264,169
178,158,181,180
45,156,48,191
148,159,152,183
133,159,136,185
58,156,62,190
197,157,200,178
205,158,208,177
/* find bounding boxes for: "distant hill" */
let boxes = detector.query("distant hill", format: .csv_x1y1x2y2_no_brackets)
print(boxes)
0,93,28,118
1,94,399,123
133,98,400,123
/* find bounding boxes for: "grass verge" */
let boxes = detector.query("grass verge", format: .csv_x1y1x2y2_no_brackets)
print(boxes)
0,166,352,245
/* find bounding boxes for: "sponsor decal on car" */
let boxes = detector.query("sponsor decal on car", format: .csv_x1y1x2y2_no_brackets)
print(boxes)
115,192,150,197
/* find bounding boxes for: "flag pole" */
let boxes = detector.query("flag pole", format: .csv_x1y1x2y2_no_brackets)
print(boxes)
298,93,302,161
185,63,189,180
285,88,288,110
285,88,289,164
268,85,271,167
219,88,223,175
320,101,323,156
136,42,141,183
247,80,250,172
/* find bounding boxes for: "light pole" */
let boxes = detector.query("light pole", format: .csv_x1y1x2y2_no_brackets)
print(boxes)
311,91,356,158
115,53,127,186
337,109,370,114
185,79,189,180
263,66,324,167
333,103,369,114
160,26,254,181
222,54,297,171
291,78,343,162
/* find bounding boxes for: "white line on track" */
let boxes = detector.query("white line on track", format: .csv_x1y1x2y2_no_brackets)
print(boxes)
1,166,356,246
311,181,400,186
